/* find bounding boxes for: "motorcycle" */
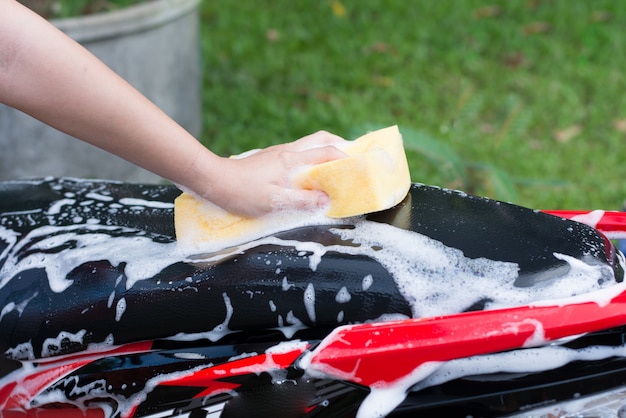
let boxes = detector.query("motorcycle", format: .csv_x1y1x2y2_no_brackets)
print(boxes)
1,177,626,417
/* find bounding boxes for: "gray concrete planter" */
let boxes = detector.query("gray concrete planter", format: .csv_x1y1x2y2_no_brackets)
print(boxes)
0,0,202,183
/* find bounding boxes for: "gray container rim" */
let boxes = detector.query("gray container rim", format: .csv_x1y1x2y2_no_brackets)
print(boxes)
51,0,202,43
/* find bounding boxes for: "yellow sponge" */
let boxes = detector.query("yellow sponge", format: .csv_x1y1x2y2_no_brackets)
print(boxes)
175,125,411,249
292,125,410,218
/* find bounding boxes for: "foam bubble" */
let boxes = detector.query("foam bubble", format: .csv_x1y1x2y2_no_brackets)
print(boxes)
356,362,443,418
304,283,316,323
335,286,352,303
41,329,87,358
362,274,374,291
85,192,114,202
276,310,307,338
0,224,182,293
167,292,233,342
327,222,616,318
46,198,75,216
570,210,605,229
115,298,126,322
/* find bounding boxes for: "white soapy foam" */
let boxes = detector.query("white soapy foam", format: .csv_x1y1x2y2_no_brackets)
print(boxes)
118,198,174,209
411,342,626,393
26,357,214,418
41,329,87,358
356,362,444,418
212,220,615,319
4,341,35,361
0,223,182,293
335,286,352,303
107,290,115,308
282,276,295,291
115,298,126,322
300,350,364,384
168,292,233,342
304,282,316,323
227,340,308,384
275,310,308,338
0,290,38,323
173,352,209,360
46,198,76,216
85,192,114,202
529,275,626,310
0,226,19,262
362,274,374,291
228,351,258,362
511,318,546,347
327,222,617,318
0,208,42,219
337,311,344,322
571,210,605,229
562,210,626,240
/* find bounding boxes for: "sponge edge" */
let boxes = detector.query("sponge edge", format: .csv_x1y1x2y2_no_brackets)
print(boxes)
292,125,411,218
174,195,345,251
175,192,300,250
174,125,411,248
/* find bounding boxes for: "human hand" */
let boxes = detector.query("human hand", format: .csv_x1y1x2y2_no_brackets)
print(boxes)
205,131,348,217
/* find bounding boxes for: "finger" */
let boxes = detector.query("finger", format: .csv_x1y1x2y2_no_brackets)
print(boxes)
285,145,348,169
289,130,348,151
270,188,330,212
254,131,346,157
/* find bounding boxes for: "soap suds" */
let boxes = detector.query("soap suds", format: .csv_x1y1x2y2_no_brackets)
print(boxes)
571,210,605,229
168,292,234,342
304,283,316,323
362,274,374,291
85,192,114,202
335,286,352,303
356,362,443,418
46,198,76,215
410,342,626,393
41,329,87,358
0,224,182,293
115,298,126,322
224,221,616,319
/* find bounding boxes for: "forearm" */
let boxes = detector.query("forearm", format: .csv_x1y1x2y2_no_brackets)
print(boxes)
0,0,347,217
0,0,219,191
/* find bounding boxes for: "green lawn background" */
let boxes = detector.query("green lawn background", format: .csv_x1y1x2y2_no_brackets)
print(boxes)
199,0,626,210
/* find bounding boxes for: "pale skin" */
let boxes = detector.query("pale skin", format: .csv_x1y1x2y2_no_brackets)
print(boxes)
0,0,347,217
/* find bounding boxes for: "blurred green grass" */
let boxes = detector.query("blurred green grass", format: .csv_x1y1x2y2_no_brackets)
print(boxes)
199,0,626,210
